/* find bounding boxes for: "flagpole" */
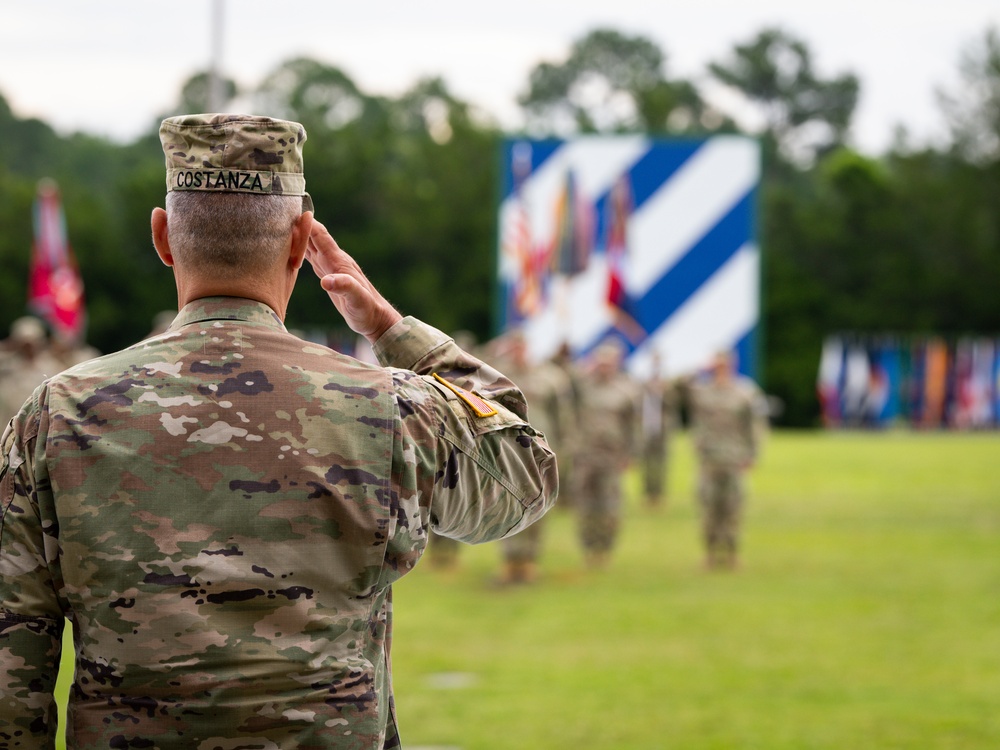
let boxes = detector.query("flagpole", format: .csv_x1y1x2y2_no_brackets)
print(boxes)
208,0,225,111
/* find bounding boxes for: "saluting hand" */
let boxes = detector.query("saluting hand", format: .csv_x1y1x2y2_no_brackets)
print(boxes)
305,218,402,343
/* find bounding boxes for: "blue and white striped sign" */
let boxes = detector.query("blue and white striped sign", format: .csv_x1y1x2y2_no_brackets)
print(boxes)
497,135,760,380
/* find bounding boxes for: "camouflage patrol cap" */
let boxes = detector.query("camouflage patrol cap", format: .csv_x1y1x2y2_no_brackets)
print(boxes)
159,114,313,212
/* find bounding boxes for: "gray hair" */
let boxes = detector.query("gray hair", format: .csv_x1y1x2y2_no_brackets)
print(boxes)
164,192,302,277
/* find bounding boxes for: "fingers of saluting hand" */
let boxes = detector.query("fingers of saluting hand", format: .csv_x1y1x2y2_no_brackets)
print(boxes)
306,219,402,342
306,219,362,281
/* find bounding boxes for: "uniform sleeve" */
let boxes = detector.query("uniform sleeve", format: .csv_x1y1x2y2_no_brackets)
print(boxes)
0,401,64,746
373,317,530,417
373,317,558,546
746,382,769,462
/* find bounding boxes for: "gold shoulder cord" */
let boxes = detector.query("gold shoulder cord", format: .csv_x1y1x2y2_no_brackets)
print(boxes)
432,374,499,418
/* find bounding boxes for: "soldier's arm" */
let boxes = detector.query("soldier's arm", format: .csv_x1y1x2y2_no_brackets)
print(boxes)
305,217,523,412
375,319,557,547
306,220,556,546
747,383,769,462
0,402,64,745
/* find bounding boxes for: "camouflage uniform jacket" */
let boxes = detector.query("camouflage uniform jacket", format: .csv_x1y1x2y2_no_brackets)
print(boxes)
0,297,557,749
574,372,640,465
687,375,765,469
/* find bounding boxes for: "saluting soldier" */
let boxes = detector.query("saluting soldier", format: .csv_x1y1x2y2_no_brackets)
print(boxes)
0,114,558,749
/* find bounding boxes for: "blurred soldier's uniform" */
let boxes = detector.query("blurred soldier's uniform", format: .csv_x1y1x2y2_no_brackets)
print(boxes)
0,114,558,749
494,331,572,584
549,342,582,509
0,316,64,424
685,351,766,570
572,340,639,568
640,353,679,508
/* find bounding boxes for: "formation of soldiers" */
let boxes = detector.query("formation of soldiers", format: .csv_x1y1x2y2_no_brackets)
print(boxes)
2,312,767,580
423,328,770,581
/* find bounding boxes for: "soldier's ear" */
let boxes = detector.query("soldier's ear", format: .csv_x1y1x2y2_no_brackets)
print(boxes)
151,208,174,267
288,211,313,271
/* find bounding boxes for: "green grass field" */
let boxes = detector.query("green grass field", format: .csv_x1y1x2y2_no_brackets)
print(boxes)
55,431,1000,749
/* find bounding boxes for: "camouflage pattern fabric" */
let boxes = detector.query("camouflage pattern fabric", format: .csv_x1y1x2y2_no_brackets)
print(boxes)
0,297,557,749
687,375,764,470
160,114,312,210
493,359,572,566
685,375,766,564
572,369,639,559
698,466,745,557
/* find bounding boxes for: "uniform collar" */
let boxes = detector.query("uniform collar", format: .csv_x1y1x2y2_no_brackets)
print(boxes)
169,296,287,332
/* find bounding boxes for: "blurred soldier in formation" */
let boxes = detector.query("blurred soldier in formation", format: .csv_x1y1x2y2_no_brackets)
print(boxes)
640,351,679,509
684,350,767,571
492,330,573,584
572,339,640,569
0,316,65,424
549,341,582,509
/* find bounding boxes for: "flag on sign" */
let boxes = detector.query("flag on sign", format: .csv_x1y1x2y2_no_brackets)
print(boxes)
549,169,592,277
497,136,760,380
28,180,85,342
502,142,546,322
603,173,644,344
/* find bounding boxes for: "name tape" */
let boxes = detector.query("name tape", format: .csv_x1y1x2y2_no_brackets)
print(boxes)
168,169,272,193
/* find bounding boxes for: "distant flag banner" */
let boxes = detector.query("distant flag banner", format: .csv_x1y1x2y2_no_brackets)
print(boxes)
28,180,85,342
817,336,844,427
816,334,1000,430
497,136,761,380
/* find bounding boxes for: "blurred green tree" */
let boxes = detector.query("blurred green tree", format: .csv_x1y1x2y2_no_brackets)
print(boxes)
937,26,1000,164
708,27,859,165
518,28,718,135
175,71,239,115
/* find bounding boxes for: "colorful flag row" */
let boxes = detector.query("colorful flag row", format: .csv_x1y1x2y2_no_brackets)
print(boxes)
818,336,1000,429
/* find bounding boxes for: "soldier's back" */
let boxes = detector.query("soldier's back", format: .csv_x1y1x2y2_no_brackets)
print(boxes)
33,300,419,748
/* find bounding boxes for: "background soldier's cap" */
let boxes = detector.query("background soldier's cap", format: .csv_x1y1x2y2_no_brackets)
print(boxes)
159,113,313,212
10,316,46,343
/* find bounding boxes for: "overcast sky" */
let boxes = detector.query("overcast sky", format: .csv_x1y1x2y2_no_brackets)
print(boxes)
2,0,997,154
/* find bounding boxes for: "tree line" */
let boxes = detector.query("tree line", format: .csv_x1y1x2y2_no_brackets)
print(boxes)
1,26,998,426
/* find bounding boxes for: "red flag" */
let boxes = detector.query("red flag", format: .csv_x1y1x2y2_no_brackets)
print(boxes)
604,174,644,344
605,174,631,309
28,180,85,343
